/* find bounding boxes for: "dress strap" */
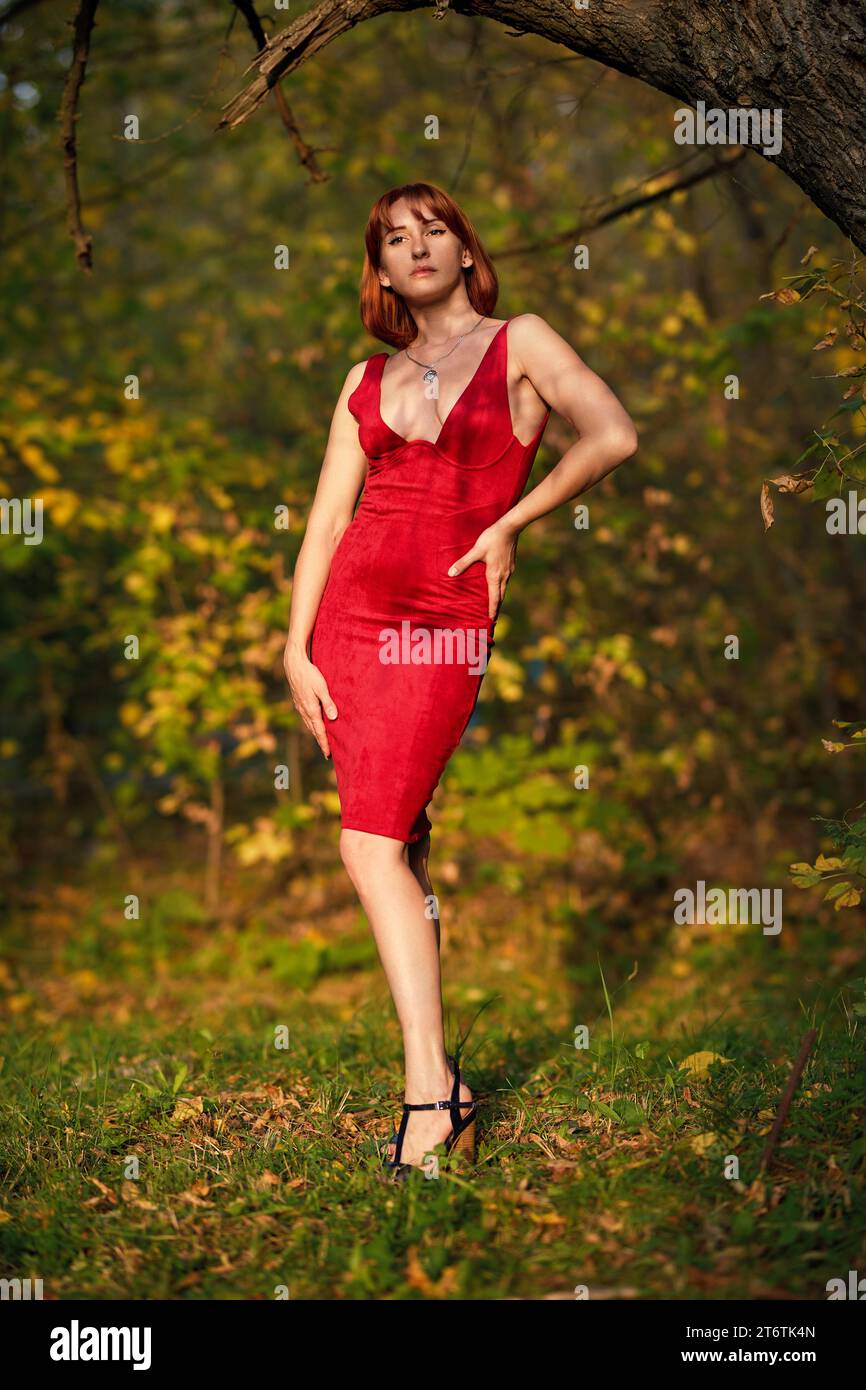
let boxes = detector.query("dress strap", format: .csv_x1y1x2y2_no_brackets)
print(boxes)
347,352,387,426
347,353,391,458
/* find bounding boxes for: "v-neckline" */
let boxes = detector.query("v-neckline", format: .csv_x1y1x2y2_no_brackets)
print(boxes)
376,319,509,450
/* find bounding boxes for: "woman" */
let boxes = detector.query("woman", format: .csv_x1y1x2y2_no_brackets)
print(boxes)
284,181,638,1179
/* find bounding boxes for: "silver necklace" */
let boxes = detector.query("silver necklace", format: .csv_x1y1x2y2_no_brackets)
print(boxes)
405,314,487,386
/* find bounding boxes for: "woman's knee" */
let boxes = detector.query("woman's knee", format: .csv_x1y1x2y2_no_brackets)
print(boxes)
339,828,403,891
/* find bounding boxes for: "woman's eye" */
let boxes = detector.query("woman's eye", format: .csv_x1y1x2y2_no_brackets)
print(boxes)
387,228,444,244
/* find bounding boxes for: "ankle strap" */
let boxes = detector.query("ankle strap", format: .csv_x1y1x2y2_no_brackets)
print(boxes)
403,1098,477,1112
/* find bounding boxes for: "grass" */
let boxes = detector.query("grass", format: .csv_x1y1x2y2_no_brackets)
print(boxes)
1,824,864,1300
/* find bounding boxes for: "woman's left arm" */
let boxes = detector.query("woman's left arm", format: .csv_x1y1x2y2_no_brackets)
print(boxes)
447,313,639,619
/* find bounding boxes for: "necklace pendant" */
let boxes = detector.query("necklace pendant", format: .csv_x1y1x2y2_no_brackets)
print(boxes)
422,368,438,385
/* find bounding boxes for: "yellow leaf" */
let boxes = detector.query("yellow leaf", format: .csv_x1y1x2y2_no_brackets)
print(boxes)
148,503,176,533
815,854,844,870
680,1051,732,1080
835,888,861,909
20,443,60,482
170,1096,204,1124
690,1132,718,1155
42,488,80,527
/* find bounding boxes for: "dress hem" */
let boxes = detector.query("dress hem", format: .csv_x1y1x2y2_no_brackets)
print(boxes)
338,815,431,845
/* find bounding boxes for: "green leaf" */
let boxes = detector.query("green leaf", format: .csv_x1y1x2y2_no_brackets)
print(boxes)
823,880,853,900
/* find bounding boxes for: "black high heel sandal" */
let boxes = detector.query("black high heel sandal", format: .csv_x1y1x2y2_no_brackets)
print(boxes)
382,1053,478,1182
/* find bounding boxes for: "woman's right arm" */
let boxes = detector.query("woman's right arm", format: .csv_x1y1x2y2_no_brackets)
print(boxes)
283,359,369,759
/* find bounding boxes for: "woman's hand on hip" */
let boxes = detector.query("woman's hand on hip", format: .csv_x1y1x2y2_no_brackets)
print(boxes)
447,520,519,621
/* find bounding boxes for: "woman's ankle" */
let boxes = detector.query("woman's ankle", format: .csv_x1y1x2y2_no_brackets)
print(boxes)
404,1068,458,1103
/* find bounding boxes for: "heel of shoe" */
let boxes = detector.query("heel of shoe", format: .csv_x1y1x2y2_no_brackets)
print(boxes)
443,1054,478,1166
446,1115,476,1161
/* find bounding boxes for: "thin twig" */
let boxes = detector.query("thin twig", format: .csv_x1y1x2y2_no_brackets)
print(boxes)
231,0,328,183
496,147,748,259
758,1028,818,1174
58,0,99,271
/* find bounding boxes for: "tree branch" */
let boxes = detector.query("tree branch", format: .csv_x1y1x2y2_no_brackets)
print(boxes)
0,144,206,252
0,0,50,26
497,147,747,259
230,0,328,183
216,0,866,254
58,0,99,271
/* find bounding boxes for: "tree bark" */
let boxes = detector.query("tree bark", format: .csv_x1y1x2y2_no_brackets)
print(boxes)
217,0,866,253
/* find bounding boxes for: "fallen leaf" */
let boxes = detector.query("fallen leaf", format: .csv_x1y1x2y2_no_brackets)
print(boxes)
170,1096,204,1124
404,1246,461,1298
679,1051,733,1080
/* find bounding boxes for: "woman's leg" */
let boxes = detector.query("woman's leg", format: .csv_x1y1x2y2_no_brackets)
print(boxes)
339,827,472,1168
406,830,438,946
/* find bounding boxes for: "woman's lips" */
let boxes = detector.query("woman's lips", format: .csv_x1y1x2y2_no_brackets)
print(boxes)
411,267,435,277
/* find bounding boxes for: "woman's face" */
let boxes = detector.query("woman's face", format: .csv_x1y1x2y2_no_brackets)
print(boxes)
377,197,470,304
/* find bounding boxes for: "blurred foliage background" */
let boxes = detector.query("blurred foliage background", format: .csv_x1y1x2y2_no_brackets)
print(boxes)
0,0,865,1303
1,0,863,914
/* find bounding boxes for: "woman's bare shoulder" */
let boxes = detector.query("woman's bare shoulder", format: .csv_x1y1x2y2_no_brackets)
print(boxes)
339,354,378,399
507,313,571,374
508,312,560,346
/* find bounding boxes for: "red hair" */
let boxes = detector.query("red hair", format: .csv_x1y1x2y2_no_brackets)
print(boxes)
358,182,499,348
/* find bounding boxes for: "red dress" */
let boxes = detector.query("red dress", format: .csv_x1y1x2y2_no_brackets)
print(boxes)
310,318,550,842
